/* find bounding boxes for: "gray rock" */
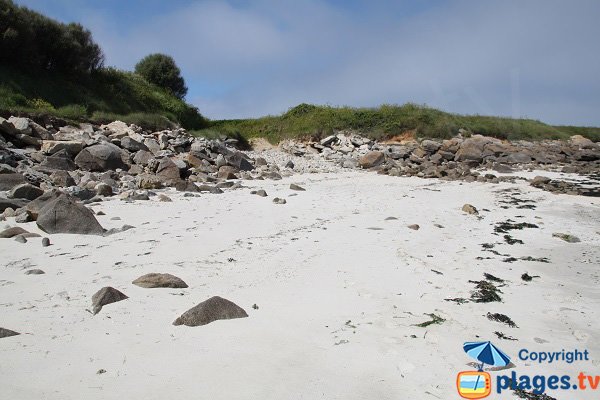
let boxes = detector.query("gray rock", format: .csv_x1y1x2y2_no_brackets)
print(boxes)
155,158,182,182
95,183,113,197
41,140,83,157
0,327,20,338
26,189,62,219
8,183,44,200
0,226,28,238
251,189,267,197
75,143,129,171
25,269,45,275
273,197,287,204
0,197,29,213
462,204,479,215
158,194,172,202
50,170,76,187
39,151,77,171
173,296,248,327
226,152,254,171
42,237,50,247
289,183,305,191
14,235,27,243
285,160,295,169
420,140,441,154
37,194,105,235
132,150,152,166
14,210,34,223
0,173,27,191
407,224,420,230
120,137,148,152
132,273,188,288
552,233,581,243
92,287,128,314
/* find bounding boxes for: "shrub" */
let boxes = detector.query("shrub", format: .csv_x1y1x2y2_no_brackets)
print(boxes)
134,54,188,99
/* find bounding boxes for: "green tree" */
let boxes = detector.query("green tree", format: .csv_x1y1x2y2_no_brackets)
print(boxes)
134,53,188,99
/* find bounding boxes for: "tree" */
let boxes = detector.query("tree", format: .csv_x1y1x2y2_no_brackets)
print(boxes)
134,54,188,99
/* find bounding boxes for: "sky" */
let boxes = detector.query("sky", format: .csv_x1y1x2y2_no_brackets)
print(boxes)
14,0,600,126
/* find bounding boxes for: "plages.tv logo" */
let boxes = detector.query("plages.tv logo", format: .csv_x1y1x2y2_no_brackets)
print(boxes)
456,341,510,399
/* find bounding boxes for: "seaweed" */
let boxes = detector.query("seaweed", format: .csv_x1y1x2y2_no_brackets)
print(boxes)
470,280,502,303
514,388,557,400
445,297,469,305
484,273,504,283
487,312,518,328
504,235,524,245
414,313,446,327
494,222,539,234
502,257,519,263
494,331,518,341
521,273,540,282
520,256,550,263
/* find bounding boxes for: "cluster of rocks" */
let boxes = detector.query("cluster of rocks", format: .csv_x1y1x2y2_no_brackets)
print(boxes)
282,131,600,196
0,116,294,233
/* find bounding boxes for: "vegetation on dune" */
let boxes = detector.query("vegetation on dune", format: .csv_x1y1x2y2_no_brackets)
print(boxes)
0,0,207,130
201,103,600,144
135,53,188,100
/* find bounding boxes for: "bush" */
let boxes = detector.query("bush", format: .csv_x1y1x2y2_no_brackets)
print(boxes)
135,54,187,99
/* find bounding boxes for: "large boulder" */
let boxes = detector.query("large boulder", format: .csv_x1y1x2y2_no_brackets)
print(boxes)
173,296,248,327
121,137,149,152
91,286,128,314
49,171,76,187
132,273,188,288
358,151,385,168
454,135,494,162
0,226,28,238
8,183,44,200
75,143,129,171
39,150,77,172
36,194,105,235
0,173,27,191
41,140,83,157
155,158,182,182
26,189,62,219
0,197,29,213
226,152,254,171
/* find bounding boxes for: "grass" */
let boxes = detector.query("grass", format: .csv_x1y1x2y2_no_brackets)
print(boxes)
0,65,207,130
200,103,600,144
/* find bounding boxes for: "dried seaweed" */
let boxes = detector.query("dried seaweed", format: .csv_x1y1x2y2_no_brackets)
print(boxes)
470,280,502,303
494,222,539,234
414,313,446,327
445,297,469,305
514,388,557,400
504,235,524,245
487,312,518,328
494,331,518,341
484,273,504,283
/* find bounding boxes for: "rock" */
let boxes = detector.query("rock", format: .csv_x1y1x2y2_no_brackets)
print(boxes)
285,160,295,169
37,194,105,235
492,163,514,173
41,140,83,157
91,287,128,314
158,194,172,202
0,173,27,191
14,210,34,223
226,152,254,171
255,157,267,166
155,158,182,182
218,166,238,180
407,224,420,230
462,204,479,215
420,140,441,154
132,273,188,288
552,233,580,243
505,152,532,164
251,189,267,197
8,117,31,135
320,135,337,146
358,151,384,168
570,135,595,149
175,181,199,192
136,174,163,189
0,327,20,338
39,151,77,171
75,143,129,172
0,226,28,238
173,296,248,327
50,170,76,187
8,183,44,200
215,154,227,168
530,176,552,187
14,235,27,243
133,150,153,166
120,137,148,152
25,269,45,275
144,138,161,154
454,135,494,163
289,183,305,191
95,183,113,197
273,197,287,204
26,189,62,219
103,224,135,236
42,237,50,247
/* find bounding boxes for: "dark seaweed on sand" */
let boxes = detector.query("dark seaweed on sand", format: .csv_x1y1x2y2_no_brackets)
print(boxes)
469,280,502,303
484,273,504,283
445,297,469,305
514,388,557,400
494,331,518,341
414,313,446,327
494,221,539,234
504,235,524,245
487,312,518,328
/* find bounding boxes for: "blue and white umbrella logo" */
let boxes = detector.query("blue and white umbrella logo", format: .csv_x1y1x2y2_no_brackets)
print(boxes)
463,341,511,370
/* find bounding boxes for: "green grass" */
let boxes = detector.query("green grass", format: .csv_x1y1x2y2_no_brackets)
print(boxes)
0,65,207,130
200,103,600,144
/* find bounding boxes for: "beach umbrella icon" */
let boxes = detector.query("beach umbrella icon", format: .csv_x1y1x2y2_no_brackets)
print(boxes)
463,341,511,370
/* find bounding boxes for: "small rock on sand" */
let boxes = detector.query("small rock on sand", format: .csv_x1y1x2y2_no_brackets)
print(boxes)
42,237,50,247
0,328,20,338
462,204,479,215
173,296,248,327
273,197,287,204
158,194,172,202
290,183,305,191
251,190,267,197
25,269,45,275
14,235,27,243
407,224,420,230
0,226,28,238
552,233,580,243
132,273,188,288
92,287,128,314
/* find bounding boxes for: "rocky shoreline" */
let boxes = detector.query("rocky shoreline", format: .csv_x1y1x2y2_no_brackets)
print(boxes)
1,115,599,235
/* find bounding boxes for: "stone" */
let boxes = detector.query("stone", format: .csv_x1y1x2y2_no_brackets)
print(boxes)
120,137,148,152
505,152,532,164
218,166,238,180
226,152,254,171
95,183,113,197
14,235,27,243
407,224,420,230
320,135,337,146
41,140,83,157
420,140,441,154
50,170,76,187
42,237,50,247
133,150,153,166
74,143,128,171
0,226,28,238
132,273,188,288
454,135,494,163
251,189,267,197
155,158,182,182
158,194,172,202
175,181,199,192
462,204,479,215
358,151,384,168
215,154,227,168
0,173,27,191
289,183,305,191
255,157,267,166
144,138,161,154
0,328,20,338
25,269,45,275
136,174,163,189
8,183,44,200
37,194,105,235
531,176,552,187
92,286,128,314
14,210,34,223
173,296,248,327
285,160,295,169
7,117,31,135
273,197,287,204
39,151,77,171
552,233,580,243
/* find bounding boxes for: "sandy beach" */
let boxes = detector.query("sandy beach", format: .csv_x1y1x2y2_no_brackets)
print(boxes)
2,168,599,399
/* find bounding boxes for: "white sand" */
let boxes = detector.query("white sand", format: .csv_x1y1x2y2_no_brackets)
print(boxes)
1,170,599,399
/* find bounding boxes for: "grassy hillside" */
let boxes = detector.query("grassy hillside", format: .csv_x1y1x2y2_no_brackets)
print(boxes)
0,64,207,130
199,103,600,143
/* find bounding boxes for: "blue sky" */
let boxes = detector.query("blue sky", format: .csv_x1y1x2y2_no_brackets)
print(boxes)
14,0,600,125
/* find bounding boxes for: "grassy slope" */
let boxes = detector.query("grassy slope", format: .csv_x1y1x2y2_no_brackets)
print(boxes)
199,103,600,143
0,65,207,130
